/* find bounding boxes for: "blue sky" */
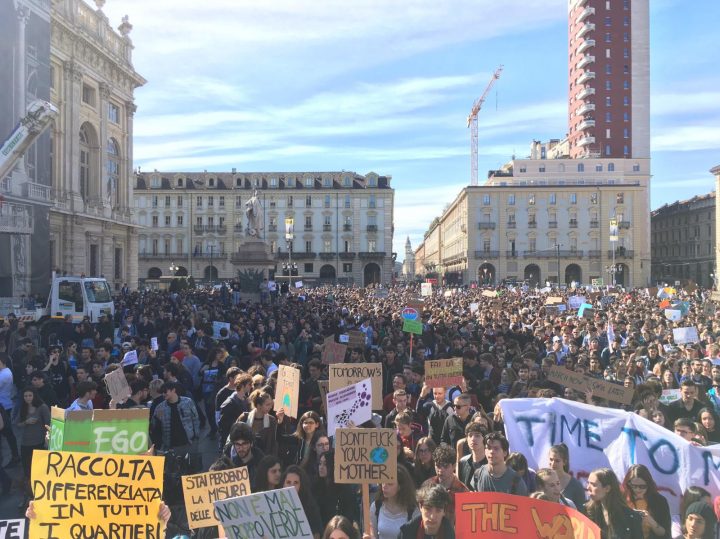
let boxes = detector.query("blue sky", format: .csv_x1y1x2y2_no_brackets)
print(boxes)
103,0,720,261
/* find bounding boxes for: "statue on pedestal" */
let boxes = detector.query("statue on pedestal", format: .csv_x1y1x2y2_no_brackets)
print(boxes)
245,189,264,237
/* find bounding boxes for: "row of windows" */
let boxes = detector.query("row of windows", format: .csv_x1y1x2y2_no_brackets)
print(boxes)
141,239,378,257
149,214,374,229
518,163,641,173
603,16,630,26
483,192,625,205
148,194,376,209
151,176,377,189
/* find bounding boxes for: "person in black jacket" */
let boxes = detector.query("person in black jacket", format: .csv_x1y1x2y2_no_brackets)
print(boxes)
621,464,671,539
399,483,454,539
313,450,360,526
440,393,472,448
418,385,452,445
586,468,643,539
217,373,253,446
222,423,265,491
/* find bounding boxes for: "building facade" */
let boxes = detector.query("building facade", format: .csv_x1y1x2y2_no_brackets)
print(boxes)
133,171,395,286
48,0,145,290
401,237,415,279
651,192,715,288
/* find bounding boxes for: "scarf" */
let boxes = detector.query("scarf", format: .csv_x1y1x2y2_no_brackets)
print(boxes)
245,409,270,429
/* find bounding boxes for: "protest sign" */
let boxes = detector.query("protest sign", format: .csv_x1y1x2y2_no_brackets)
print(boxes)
406,300,424,313
321,336,347,365
0,520,25,539
330,363,383,410
338,334,349,343
121,349,138,366
214,487,312,539
545,296,563,305
150,337,158,351
334,428,397,484
182,467,251,529
104,368,131,404
420,282,432,297
704,303,716,316
500,397,720,517
326,378,373,436
659,299,671,309
30,450,164,539
568,295,586,310
665,309,683,322
482,290,497,298
455,491,600,538
295,280,303,288
547,366,633,405
469,302,479,314
318,380,329,413
425,358,463,388
347,329,366,349
591,278,604,286
274,365,300,418
402,319,423,335
212,321,231,339
660,389,681,406
48,406,150,454
673,327,700,344
577,303,594,318
712,291,720,302
374,288,389,298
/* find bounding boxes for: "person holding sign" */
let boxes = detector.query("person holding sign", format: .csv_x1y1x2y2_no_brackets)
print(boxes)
281,464,323,538
279,410,324,467
15,387,50,506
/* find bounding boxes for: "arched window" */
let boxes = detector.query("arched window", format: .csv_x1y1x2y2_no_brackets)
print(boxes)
79,123,98,202
107,138,120,207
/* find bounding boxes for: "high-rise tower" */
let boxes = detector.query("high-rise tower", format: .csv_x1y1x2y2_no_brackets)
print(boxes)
567,0,649,159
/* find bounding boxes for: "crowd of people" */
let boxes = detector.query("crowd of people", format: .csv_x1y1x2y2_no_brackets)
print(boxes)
1,280,719,538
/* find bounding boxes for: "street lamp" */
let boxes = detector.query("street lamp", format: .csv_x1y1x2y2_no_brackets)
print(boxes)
169,262,178,276
605,264,622,287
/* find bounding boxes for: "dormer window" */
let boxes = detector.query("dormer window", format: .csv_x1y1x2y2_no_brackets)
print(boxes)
209,178,215,187
305,177,313,188
343,176,351,187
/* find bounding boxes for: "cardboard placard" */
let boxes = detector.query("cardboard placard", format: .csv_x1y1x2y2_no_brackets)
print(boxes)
577,303,594,317
121,349,138,366
704,303,716,316
455,491,600,538
0,519,25,539
334,428,397,484
321,336,347,365
665,309,683,322
545,296,564,305
407,300,424,313
150,337,159,351
547,366,634,405
212,321,231,339
420,283,432,297
329,363,383,410
402,318,423,335
482,290,497,298
30,450,165,539
214,487,313,539
274,365,300,419
326,378,373,436
48,406,150,454
182,467,251,529
104,368,131,404
711,291,720,302
295,280,303,288
347,330,366,349
673,327,700,345
425,358,463,388
568,295,586,310
318,380,329,414
591,278,604,286
659,389,681,406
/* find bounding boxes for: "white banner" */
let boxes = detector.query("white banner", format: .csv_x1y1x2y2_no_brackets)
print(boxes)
500,398,720,517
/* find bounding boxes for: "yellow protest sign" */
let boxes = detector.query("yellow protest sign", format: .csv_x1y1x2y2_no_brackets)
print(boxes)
182,467,251,529
30,449,165,539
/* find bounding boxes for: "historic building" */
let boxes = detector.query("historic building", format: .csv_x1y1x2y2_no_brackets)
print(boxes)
401,237,415,280
651,192,715,288
48,0,145,290
133,171,395,286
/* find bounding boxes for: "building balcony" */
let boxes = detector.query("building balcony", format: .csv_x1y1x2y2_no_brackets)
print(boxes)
366,225,378,232
576,6,595,24
577,71,596,85
343,224,352,231
575,22,595,40
478,222,496,230
22,181,52,203
559,250,583,258
0,178,10,194
576,54,595,69
618,221,631,229
319,252,336,260
304,225,313,231
359,251,385,259
608,249,634,259
576,87,596,100
323,224,332,232
588,250,601,258
548,221,558,228
505,250,518,258
577,103,595,116
339,251,356,259
577,38,596,54
193,251,227,259
0,202,33,234
506,222,516,229
577,136,596,147
577,119,596,131
528,222,537,228
294,252,317,260
474,250,499,259
268,224,277,232
590,220,599,228
139,252,189,259
569,220,578,228
194,225,227,234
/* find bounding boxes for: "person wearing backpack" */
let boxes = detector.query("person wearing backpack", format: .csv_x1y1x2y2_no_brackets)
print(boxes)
369,466,419,539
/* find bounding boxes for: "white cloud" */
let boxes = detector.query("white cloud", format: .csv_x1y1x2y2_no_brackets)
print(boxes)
652,91,720,116
652,125,720,152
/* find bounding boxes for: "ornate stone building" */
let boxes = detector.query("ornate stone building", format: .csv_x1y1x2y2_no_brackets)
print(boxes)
48,0,145,290
401,237,415,279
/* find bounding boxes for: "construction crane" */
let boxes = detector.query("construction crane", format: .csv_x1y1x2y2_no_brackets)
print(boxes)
467,65,503,186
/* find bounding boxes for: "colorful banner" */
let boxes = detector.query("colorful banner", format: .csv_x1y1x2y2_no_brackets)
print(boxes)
424,358,463,388
182,467,251,529
321,336,347,365
274,365,300,419
326,378,373,436
48,406,150,454
30,450,164,539
500,398,720,517
0,519,25,539
455,492,600,538
214,487,312,539
334,428,397,484
546,366,633,405
329,363,383,410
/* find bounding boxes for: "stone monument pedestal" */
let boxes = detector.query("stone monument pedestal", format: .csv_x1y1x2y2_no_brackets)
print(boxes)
233,240,275,297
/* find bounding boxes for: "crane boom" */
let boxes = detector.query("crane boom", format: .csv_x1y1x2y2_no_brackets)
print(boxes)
468,65,503,186
0,100,58,182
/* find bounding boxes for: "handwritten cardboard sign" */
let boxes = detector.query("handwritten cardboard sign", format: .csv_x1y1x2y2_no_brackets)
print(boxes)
482,290,497,298
673,327,700,345
30,450,165,539
547,366,634,405
104,368,131,404
214,487,312,539
421,282,432,297
321,336,347,365
274,365,300,419
326,378,373,436
329,363,383,410
334,428,397,484
425,358,463,388
48,406,150,454
182,467,251,529
0,519,25,539
455,491,600,538
545,296,564,305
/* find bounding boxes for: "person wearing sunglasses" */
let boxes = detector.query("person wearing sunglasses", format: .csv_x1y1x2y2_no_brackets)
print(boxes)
621,464,670,538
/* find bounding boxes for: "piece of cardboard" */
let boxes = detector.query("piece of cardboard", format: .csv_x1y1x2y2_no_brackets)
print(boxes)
326,378,373,436
182,467,251,529
545,296,564,305
334,428,397,484
420,283,432,297
48,406,150,454
104,368,131,404
150,337,159,351
329,363,383,410
425,358,463,388
321,336,347,365
482,290,497,298
673,327,700,345
547,366,634,405
274,365,301,418
469,302,479,314
318,380,329,414
664,309,683,322
568,296,586,310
